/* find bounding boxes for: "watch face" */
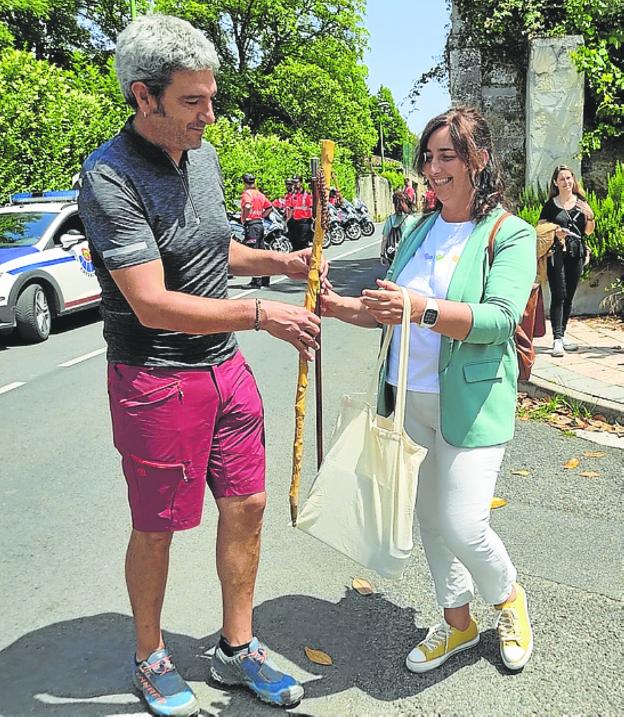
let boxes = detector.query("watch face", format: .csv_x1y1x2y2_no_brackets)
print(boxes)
423,308,438,325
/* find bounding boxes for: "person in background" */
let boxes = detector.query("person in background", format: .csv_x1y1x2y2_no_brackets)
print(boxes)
539,164,595,357
78,14,325,715
403,176,416,207
380,190,418,266
423,184,438,212
240,173,272,289
322,106,535,676
286,175,313,251
273,177,294,212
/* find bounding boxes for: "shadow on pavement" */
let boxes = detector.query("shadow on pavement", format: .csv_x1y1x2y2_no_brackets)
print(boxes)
0,590,503,716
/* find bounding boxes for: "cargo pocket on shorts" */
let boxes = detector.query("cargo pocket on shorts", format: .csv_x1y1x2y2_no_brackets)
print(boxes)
125,453,197,531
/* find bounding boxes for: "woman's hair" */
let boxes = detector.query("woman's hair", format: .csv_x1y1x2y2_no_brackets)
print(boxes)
547,164,586,201
115,14,220,110
416,106,505,221
392,190,411,214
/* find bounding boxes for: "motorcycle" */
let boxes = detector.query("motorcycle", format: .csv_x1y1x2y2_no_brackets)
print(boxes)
352,197,375,237
228,209,292,253
322,203,346,247
336,199,362,241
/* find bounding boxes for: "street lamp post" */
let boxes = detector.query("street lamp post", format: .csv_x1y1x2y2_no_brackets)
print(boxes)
378,101,390,172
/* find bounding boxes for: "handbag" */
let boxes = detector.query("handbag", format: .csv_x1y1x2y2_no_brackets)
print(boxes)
488,213,544,381
296,287,428,579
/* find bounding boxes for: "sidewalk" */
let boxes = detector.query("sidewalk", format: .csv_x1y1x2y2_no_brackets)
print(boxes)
524,315,624,421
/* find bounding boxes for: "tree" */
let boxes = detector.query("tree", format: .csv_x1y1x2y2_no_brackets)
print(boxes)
370,86,415,161
155,0,376,162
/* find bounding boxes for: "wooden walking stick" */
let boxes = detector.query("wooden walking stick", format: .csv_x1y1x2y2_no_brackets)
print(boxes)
289,139,335,526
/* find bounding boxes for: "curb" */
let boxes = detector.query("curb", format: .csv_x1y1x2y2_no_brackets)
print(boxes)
520,376,624,423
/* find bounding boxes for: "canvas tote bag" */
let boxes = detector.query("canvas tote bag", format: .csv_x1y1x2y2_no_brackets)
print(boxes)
297,287,428,579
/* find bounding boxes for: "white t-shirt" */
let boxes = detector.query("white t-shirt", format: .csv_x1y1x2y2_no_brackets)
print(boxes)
386,214,475,393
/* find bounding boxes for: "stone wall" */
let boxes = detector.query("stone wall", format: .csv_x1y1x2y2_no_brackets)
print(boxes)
525,37,585,190
448,2,526,199
356,175,393,221
583,137,624,194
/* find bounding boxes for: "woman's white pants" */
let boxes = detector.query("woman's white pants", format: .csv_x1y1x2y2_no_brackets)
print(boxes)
404,391,517,608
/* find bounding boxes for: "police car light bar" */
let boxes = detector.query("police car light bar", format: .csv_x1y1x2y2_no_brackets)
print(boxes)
10,190,79,204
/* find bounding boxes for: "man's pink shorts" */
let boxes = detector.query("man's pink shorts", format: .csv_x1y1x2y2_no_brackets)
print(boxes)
107,351,265,532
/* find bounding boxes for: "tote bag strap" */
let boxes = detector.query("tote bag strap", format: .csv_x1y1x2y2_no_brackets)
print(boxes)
368,286,412,433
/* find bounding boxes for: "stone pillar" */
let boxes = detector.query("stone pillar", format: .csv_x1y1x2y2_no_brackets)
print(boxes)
526,36,585,190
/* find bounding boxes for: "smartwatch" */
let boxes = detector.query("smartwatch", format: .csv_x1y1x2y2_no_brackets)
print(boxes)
419,298,440,328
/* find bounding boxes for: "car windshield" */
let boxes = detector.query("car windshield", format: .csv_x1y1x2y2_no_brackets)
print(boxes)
0,212,56,248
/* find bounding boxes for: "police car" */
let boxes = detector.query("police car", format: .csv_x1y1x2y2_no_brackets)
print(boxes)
0,190,101,343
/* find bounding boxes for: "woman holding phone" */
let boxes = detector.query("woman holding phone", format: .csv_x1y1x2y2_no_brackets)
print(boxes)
539,165,596,357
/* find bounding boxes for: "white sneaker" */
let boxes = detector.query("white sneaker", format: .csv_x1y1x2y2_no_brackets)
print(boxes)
552,339,564,357
562,337,578,351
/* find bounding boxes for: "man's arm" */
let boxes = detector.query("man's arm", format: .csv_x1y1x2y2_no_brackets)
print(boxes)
228,238,329,282
111,259,321,360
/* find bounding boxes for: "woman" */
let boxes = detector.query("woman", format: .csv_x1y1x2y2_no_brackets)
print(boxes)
322,107,536,673
380,190,418,266
540,165,595,357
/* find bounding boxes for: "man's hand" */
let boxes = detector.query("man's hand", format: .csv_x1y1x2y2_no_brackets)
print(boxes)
283,248,330,284
261,301,321,361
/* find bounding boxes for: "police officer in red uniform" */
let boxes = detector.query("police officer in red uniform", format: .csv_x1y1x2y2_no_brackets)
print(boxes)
240,173,272,288
286,175,313,251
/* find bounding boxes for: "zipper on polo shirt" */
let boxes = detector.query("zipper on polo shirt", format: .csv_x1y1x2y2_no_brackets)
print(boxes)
166,154,201,225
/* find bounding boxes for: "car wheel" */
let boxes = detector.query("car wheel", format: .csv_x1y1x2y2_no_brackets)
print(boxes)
15,283,51,342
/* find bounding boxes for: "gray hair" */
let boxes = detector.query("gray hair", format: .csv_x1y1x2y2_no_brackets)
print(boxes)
115,14,220,109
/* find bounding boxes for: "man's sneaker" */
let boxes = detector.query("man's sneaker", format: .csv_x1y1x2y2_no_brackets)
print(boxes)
405,618,480,673
210,637,304,707
552,339,565,357
132,648,199,717
562,337,578,351
495,582,534,670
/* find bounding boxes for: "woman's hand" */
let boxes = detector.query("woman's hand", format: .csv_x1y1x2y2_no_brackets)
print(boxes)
319,288,344,317
555,226,568,243
576,198,595,221
361,279,426,325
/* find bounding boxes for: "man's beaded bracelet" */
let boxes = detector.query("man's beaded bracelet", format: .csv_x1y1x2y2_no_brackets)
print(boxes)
254,298,262,331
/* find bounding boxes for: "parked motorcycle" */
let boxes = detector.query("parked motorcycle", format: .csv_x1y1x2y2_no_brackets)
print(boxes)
352,198,375,237
323,203,346,247
228,209,292,253
337,199,362,241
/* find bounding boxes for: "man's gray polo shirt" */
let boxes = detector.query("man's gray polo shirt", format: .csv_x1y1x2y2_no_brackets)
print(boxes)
79,119,237,367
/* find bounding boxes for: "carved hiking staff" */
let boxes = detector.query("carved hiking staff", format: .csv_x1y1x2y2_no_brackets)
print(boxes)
289,139,335,526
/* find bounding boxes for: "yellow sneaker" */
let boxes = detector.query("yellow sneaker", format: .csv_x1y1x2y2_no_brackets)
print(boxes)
405,618,479,673
495,582,534,670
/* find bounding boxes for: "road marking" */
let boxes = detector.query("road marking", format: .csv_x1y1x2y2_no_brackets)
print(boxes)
230,238,380,299
0,381,25,395
59,347,106,367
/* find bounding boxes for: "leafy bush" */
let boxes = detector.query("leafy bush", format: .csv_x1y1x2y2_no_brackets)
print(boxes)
378,169,405,192
0,49,127,201
516,163,624,264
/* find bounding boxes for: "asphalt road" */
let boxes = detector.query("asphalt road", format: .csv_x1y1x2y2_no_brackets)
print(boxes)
1,231,622,717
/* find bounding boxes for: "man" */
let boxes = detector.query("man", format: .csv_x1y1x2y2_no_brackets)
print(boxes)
423,184,438,212
403,176,416,206
272,177,294,212
78,15,324,716
240,173,272,289
285,176,313,251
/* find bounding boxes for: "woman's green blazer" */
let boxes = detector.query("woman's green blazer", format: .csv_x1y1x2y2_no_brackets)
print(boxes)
378,206,537,448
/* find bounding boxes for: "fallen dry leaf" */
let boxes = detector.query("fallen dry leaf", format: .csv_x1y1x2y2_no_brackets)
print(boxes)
563,458,580,469
511,469,530,476
583,451,607,458
304,646,333,666
352,577,375,596
491,497,508,509
579,471,600,478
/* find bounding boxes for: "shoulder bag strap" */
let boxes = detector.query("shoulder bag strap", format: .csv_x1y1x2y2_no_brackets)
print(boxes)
487,211,513,265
